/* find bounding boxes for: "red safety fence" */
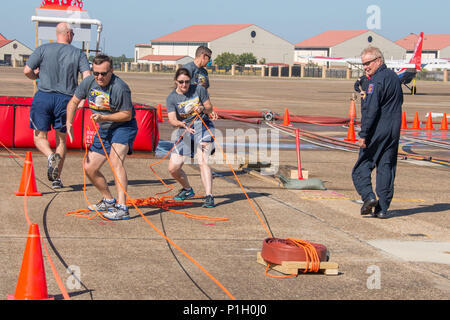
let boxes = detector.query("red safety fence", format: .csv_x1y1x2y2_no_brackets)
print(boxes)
0,96,159,152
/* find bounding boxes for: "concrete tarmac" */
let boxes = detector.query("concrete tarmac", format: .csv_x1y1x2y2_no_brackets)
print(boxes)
0,68,449,302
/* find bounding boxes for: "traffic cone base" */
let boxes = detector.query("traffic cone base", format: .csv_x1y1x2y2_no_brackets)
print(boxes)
283,108,292,126
15,152,42,197
8,224,53,300
344,119,358,142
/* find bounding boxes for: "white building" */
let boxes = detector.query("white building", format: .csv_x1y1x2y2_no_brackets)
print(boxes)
0,33,33,66
137,54,193,65
136,24,294,65
396,33,450,60
134,43,153,62
294,30,406,67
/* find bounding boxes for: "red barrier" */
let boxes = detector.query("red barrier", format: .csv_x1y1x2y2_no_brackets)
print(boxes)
0,105,14,147
13,106,34,148
134,106,159,152
0,98,159,152
0,96,33,105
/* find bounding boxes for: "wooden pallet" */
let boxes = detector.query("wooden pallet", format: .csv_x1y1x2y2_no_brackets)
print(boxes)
257,252,339,276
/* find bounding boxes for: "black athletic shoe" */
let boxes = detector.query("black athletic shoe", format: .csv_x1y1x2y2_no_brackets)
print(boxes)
51,178,63,189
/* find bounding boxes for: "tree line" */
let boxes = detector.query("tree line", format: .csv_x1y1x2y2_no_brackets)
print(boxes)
213,52,265,66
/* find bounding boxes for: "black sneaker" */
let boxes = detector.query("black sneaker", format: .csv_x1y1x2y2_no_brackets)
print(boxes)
51,178,63,189
47,153,61,182
202,195,215,208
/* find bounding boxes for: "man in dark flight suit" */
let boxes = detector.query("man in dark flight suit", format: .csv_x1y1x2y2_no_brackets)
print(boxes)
352,47,403,219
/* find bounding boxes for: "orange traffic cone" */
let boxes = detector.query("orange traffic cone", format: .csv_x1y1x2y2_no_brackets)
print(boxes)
401,111,409,129
348,98,356,119
412,112,420,129
8,224,53,300
283,108,291,126
425,113,434,130
15,152,42,196
156,104,164,123
344,118,358,142
440,113,448,131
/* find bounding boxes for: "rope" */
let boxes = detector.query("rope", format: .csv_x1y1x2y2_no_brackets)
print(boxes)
66,119,236,300
263,238,322,278
193,111,327,276
193,111,274,238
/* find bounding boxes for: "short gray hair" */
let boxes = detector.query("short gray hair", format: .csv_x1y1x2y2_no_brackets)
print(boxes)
361,46,384,63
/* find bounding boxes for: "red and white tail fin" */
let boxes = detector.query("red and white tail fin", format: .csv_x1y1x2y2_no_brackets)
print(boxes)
409,32,423,71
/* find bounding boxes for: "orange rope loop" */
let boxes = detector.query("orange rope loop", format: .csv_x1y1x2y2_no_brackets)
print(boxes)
286,238,321,273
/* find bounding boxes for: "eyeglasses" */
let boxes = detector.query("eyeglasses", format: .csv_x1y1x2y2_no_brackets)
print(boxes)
177,80,190,85
93,70,111,77
362,57,379,66
204,54,211,61
69,30,74,36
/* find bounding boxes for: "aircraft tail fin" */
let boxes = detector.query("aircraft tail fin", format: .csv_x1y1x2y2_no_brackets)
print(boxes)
409,32,423,71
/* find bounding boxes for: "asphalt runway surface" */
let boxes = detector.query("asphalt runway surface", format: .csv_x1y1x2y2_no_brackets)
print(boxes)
0,67,449,305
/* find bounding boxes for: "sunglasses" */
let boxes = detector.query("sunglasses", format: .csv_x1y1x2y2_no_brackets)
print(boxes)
93,70,111,77
177,80,190,85
362,57,379,66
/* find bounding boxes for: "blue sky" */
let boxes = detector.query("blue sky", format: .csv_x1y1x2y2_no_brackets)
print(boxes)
0,0,449,57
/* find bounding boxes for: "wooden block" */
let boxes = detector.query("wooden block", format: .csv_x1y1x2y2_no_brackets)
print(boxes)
256,252,339,276
290,169,309,180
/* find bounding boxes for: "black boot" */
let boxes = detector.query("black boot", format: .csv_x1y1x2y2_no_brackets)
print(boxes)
360,198,378,215
373,204,389,219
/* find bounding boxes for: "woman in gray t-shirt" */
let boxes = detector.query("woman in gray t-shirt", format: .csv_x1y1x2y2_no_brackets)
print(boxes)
166,68,216,208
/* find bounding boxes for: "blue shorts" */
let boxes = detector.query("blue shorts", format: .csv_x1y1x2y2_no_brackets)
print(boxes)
173,119,214,157
90,119,138,156
29,90,72,133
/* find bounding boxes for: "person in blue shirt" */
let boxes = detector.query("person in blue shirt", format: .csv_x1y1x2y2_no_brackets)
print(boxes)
352,47,403,219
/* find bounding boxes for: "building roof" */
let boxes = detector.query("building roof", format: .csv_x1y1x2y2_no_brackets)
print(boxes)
152,24,253,43
396,34,450,51
0,33,12,48
136,43,152,47
139,55,188,61
295,30,368,48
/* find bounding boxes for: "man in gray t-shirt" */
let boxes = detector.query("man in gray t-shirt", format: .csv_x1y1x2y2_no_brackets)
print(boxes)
24,22,91,189
66,54,137,221
26,41,90,96
183,46,212,90
73,73,136,131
